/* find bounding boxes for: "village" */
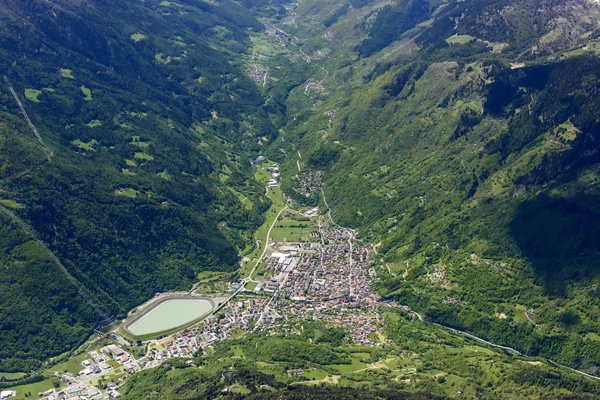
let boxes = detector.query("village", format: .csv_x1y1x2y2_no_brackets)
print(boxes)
13,161,413,400
23,344,143,400
27,213,405,400
165,208,404,352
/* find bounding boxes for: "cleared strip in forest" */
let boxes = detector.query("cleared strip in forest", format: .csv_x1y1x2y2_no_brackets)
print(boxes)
3,76,53,161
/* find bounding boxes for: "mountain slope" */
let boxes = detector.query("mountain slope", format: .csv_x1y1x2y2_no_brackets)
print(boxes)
0,0,273,371
266,0,600,375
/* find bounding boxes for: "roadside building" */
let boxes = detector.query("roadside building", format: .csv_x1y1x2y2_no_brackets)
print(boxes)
105,345,125,358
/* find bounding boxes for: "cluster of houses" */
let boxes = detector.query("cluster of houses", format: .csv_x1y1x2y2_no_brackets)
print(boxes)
147,298,272,364
295,170,323,197
151,334,197,361
182,219,400,346
252,222,401,345
266,165,280,188
39,344,138,400
39,214,402,398
273,224,369,300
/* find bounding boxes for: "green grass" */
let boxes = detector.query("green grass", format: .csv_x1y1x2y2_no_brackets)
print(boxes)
92,370,126,386
0,372,26,380
328,355,369,374
229,384,251,394
71,139,98,151
195,279,227,294
194,271,230,294
269,212,316,242
60,68,75,79
47,352,90,374
5,378,60,399
134,152,154,161
0,199,25,209
80,85,93,101
197,271,228,281
446,34,475,45
130,33,148,42
86,120,102,128
245,281,257,291
249,34,288,58
158,170,172,180
115,188,138,198
219,173,230,182
382,311,401,322
586,332,600,341
303,368,328,380
131,136,150,149
155,53,174,64
231,345,246,358
122,168,137,176
24,88,42,102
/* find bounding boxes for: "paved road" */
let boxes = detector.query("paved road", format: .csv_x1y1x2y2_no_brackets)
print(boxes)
243,203,288,282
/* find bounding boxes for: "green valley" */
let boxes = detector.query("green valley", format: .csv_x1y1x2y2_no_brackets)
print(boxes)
2,0,600,398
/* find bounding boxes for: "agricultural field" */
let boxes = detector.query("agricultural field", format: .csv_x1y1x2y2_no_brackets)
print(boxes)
46,352,91,375
4,378,60,400
269,211,318,242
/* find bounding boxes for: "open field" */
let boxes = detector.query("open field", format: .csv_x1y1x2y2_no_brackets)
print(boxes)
0,199,25,209
80,85,93,101
5,378,60,399
268,211,318,242
0,372,26,380
47,352,91,374
24,88,42,102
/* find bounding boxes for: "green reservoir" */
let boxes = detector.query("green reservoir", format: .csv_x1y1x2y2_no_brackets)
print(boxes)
127,298,214,336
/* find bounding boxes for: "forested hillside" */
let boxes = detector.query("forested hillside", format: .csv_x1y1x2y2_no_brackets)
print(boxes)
267,0,600,377
0,0,274,371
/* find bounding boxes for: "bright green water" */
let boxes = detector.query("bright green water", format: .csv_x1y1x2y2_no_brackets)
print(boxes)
128,298,213,335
